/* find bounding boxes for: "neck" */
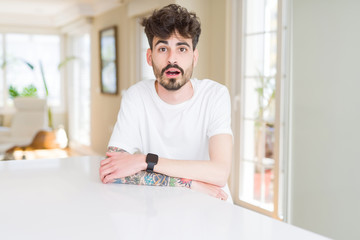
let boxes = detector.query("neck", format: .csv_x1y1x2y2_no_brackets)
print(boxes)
155,80,194,105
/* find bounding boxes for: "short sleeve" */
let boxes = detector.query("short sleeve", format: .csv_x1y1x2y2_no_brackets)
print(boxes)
207,86,233,138
107,89,142,154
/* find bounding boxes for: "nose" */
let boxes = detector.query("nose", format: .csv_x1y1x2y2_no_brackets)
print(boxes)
167,49,177,64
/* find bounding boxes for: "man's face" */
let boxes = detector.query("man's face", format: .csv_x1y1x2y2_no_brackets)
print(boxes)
146,33,199,91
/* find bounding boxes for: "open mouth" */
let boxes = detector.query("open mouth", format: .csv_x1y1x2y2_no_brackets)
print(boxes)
161,64,184,78
165,68,181,77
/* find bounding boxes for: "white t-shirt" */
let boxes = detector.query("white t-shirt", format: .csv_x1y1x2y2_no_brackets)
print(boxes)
108,78,233,201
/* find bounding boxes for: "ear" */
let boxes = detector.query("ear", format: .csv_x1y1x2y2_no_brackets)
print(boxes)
193,48,199,67
146,48,152,66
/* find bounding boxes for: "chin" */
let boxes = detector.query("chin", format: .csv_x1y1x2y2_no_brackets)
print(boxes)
159,75,190,91
163,84,182,91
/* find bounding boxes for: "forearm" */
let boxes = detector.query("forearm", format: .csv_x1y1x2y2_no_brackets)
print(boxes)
155,134,233,187
154,158,229,187
107,146,192,188
113,170,191,188
112,167,226,201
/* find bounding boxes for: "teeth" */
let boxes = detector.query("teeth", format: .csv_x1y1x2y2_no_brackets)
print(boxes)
167,71,179,75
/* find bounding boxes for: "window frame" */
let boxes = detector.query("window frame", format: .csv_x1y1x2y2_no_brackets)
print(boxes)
63,19,92,150
66,33,91,147
229,0,291,220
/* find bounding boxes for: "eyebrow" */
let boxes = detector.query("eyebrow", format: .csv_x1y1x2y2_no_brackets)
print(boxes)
177,42,191,48
154,40,191,48
154,40,168,47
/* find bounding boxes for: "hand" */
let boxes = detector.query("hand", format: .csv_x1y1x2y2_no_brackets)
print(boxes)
191,180,228,201
99,152,146,183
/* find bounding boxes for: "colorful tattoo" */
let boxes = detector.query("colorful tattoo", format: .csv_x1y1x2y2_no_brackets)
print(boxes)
107,146,127,153
114,171,191,188
178,178,192,188
108,146,192,188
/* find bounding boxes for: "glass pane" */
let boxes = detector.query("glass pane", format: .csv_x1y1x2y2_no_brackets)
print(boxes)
33,35,61,106
239,160,274,211
242,70,276,208
5,33,61,106
243,119,275,159
245,33,277,77
246,0,278,34
239,160,255,203
5,34,37,104
0,34,3,107
71,34,91,146
244,119,266,161
265,123,275,159
244,78,259,119
68,34,91,146
244,77,276,121
140,27,155,81
243,120,256,160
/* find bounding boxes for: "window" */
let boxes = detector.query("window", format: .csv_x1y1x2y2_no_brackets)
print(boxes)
0,33,61,108
0,34,4,107
67,33,91,146
232,0,290,219
137,18,155,82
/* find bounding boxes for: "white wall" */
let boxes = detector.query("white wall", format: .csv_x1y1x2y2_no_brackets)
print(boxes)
179,0,228,85
290,0,360,239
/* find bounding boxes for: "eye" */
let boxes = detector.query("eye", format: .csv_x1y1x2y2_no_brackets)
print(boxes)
159,47,167,52
179,47,187,53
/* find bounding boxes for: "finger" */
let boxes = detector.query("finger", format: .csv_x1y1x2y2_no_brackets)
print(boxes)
103,173,116,184
99,168,103,182
220,191,228,201
100,166,115,181
100,157,111,166
106,152,114,157
214,189,225,200
217,189,228,201
106,151,123,157
100,162,113,174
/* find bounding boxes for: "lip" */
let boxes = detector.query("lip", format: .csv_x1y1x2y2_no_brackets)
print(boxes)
165,68,181,77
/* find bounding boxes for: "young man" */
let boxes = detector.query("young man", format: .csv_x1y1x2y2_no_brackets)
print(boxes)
99,4,233,202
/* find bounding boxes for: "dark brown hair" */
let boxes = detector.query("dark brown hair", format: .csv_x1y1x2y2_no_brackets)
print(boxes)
141,4,201,50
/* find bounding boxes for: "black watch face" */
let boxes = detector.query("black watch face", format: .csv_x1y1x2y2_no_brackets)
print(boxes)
146,153,158,164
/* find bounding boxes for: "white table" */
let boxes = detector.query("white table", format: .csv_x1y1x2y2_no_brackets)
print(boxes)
0,156,329,240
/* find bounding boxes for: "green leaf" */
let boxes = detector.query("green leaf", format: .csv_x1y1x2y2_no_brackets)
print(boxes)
8,85,20,99
1,61,7,69
57,56,77,70
19,59,35,71
39,61,49,97
21,84,38,97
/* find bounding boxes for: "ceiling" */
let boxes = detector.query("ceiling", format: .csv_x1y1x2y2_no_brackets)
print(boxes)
0,0,125,28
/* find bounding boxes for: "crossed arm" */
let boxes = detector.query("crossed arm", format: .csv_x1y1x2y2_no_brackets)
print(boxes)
106,146,192,188
99,134,232,200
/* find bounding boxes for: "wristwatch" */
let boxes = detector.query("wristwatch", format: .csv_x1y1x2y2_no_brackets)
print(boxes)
146,153,158,173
